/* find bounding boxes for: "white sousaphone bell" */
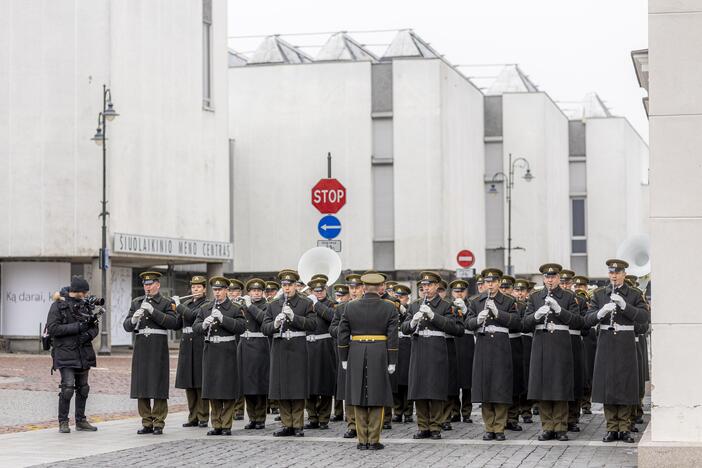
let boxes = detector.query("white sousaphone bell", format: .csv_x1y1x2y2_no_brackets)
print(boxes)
616,234,651,290
297,246,342,288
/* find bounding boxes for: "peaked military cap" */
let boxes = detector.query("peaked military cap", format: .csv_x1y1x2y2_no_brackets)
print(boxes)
363,270,387,281
475,274,484,285
140,271,162,285
308,277,327,291
278,269,300,283
190,275,207,286
333,284,349,295
345,274,363,286
438,280,448,291
210,276,230,289
514,279,529,290
385,280,398,289
480,268,503,282
499,275,515,288
265,280,280,291
394,284,411,295
560,269,575,281
539,263,563,275
572,275,589,286
228,278,244,290
311,274,329,283
361,273,385,286
606,259,628,272
246,278,266,291
449,279,469,290
419,271,441,284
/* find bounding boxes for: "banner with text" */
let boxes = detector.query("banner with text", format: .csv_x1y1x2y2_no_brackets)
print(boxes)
113,233,233,261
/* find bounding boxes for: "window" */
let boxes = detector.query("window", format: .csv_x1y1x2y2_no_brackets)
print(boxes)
571,197,587,253
202,0,213,109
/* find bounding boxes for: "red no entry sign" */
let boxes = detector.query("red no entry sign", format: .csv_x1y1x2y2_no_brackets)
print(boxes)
456,249,475,268
312,178,346,214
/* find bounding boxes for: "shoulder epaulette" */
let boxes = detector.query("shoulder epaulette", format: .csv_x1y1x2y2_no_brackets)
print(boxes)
383,298,400,308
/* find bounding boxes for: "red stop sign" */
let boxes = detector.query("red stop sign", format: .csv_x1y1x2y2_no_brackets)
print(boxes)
311,179,346,214
456,249,475,268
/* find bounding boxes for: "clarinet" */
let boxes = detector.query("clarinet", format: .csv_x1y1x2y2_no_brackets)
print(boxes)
418,293,430,331
278,293,288,338
545,288,555,333
479,291,494,336
137,293,150,330
607,282,619,333
206,300,218,342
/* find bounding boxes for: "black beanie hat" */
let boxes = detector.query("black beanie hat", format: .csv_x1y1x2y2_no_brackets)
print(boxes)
69,276,90,293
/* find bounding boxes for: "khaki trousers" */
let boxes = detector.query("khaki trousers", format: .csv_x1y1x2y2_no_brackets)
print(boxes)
481,402,509,433
245,394,267,423
138,398,168,429
185,388,209,424
355,406,384,444
604,404,633,432
210,399,236,429
305,395,332,424
539,400,568,432
279,399,305,429
415,399,444,432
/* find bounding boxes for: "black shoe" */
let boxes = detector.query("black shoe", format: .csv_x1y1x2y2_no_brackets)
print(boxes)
304,421,319,429
404,416,414,423
343,429,357,438
521,415,533,424
556,431,569,441
630,425,639,433
255,423,266,430
182,421,198,427
198,421,209,428
582,408,592,415
59,421,70,433
451,415,461,423
635,416,644,424
413,430,430,439
319,422,329,430
244,422,257,430
152,427,163,435
369,443,385,450
620,431,635,443
382,422,392,430
430,431,441,440
482,432,495,441
207,428,222,436
538,430,554,441
331,415,344,422
441,422,452,431
392,415,402,423
271,408,279,415
137,426,153,435
294,429,304,437
463,416,473,423
532,407,540,415
357,443,368,450
274,416,281,421
602,431,618,442
506,421,523,431
75,420,98,431
495,432,506,441
273,427,294,437
222,429,232,436
567,423,580,432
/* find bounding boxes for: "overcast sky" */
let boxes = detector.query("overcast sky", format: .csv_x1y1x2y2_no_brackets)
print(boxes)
228,0,648,142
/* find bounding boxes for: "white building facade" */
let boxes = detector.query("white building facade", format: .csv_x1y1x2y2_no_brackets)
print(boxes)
0,0,231,351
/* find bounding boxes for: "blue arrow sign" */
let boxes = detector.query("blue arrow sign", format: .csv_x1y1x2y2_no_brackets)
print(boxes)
318,215,342,240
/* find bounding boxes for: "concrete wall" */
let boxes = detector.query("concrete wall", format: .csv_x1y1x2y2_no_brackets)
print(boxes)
392,59,485,271
585,117,649,277
228,61,374,272
0,0,230,259
501,93,570,274
648,0,702,443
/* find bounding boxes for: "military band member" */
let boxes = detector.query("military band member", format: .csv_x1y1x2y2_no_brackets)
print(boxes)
572,275,595,415
523,263,583,442
437,280,448,300
513,279,533,424
559,269,587,433
585,259,649,443
465,269,522,441
238,278,271,429
450,280,474,424
227,278,246,420
174,275,210,428
262,269,317,437
391,284,414,423
497,275,525,433
385,281,398,298
338,273,399,450
626,275,649,429
264,281,280,302
402,271,464,440
330,283,351,422
330,273,364,439
123,271,179,435
192,276,246,435
440,277,461,431
305,276,337,430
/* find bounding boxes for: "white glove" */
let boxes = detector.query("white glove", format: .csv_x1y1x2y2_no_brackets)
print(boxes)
399,304,407,314
203,315,215,329
453,299,468,314
419,304,431,314
534,305,550,320
597,303,616,319
341,361,347,370
610,293,626,310
211,309,223,321
172,296,181,306
309,294,318,304
545,296,562,314
131,309,144,324
477,310,489,324
282,305,294,320
486,301,498,315
274,313,285,329
410,311,424,328
242,295,252,307
142,302,154,314
388,364,396,374
424,308,435,320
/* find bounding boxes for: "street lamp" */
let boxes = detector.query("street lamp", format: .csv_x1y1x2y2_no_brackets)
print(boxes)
488,153,533,275
91,84,119,355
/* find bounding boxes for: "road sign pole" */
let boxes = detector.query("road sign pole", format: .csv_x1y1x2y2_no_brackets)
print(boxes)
327,152,332,178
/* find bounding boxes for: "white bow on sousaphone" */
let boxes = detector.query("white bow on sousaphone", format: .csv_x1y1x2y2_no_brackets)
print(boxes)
297,246,342,294
617,234,651,291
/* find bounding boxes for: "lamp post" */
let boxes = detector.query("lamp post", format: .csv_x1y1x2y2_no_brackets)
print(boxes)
91,84,119,355
488,153,533,275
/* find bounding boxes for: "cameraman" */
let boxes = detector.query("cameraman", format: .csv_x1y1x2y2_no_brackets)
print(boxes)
46,275,100,433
